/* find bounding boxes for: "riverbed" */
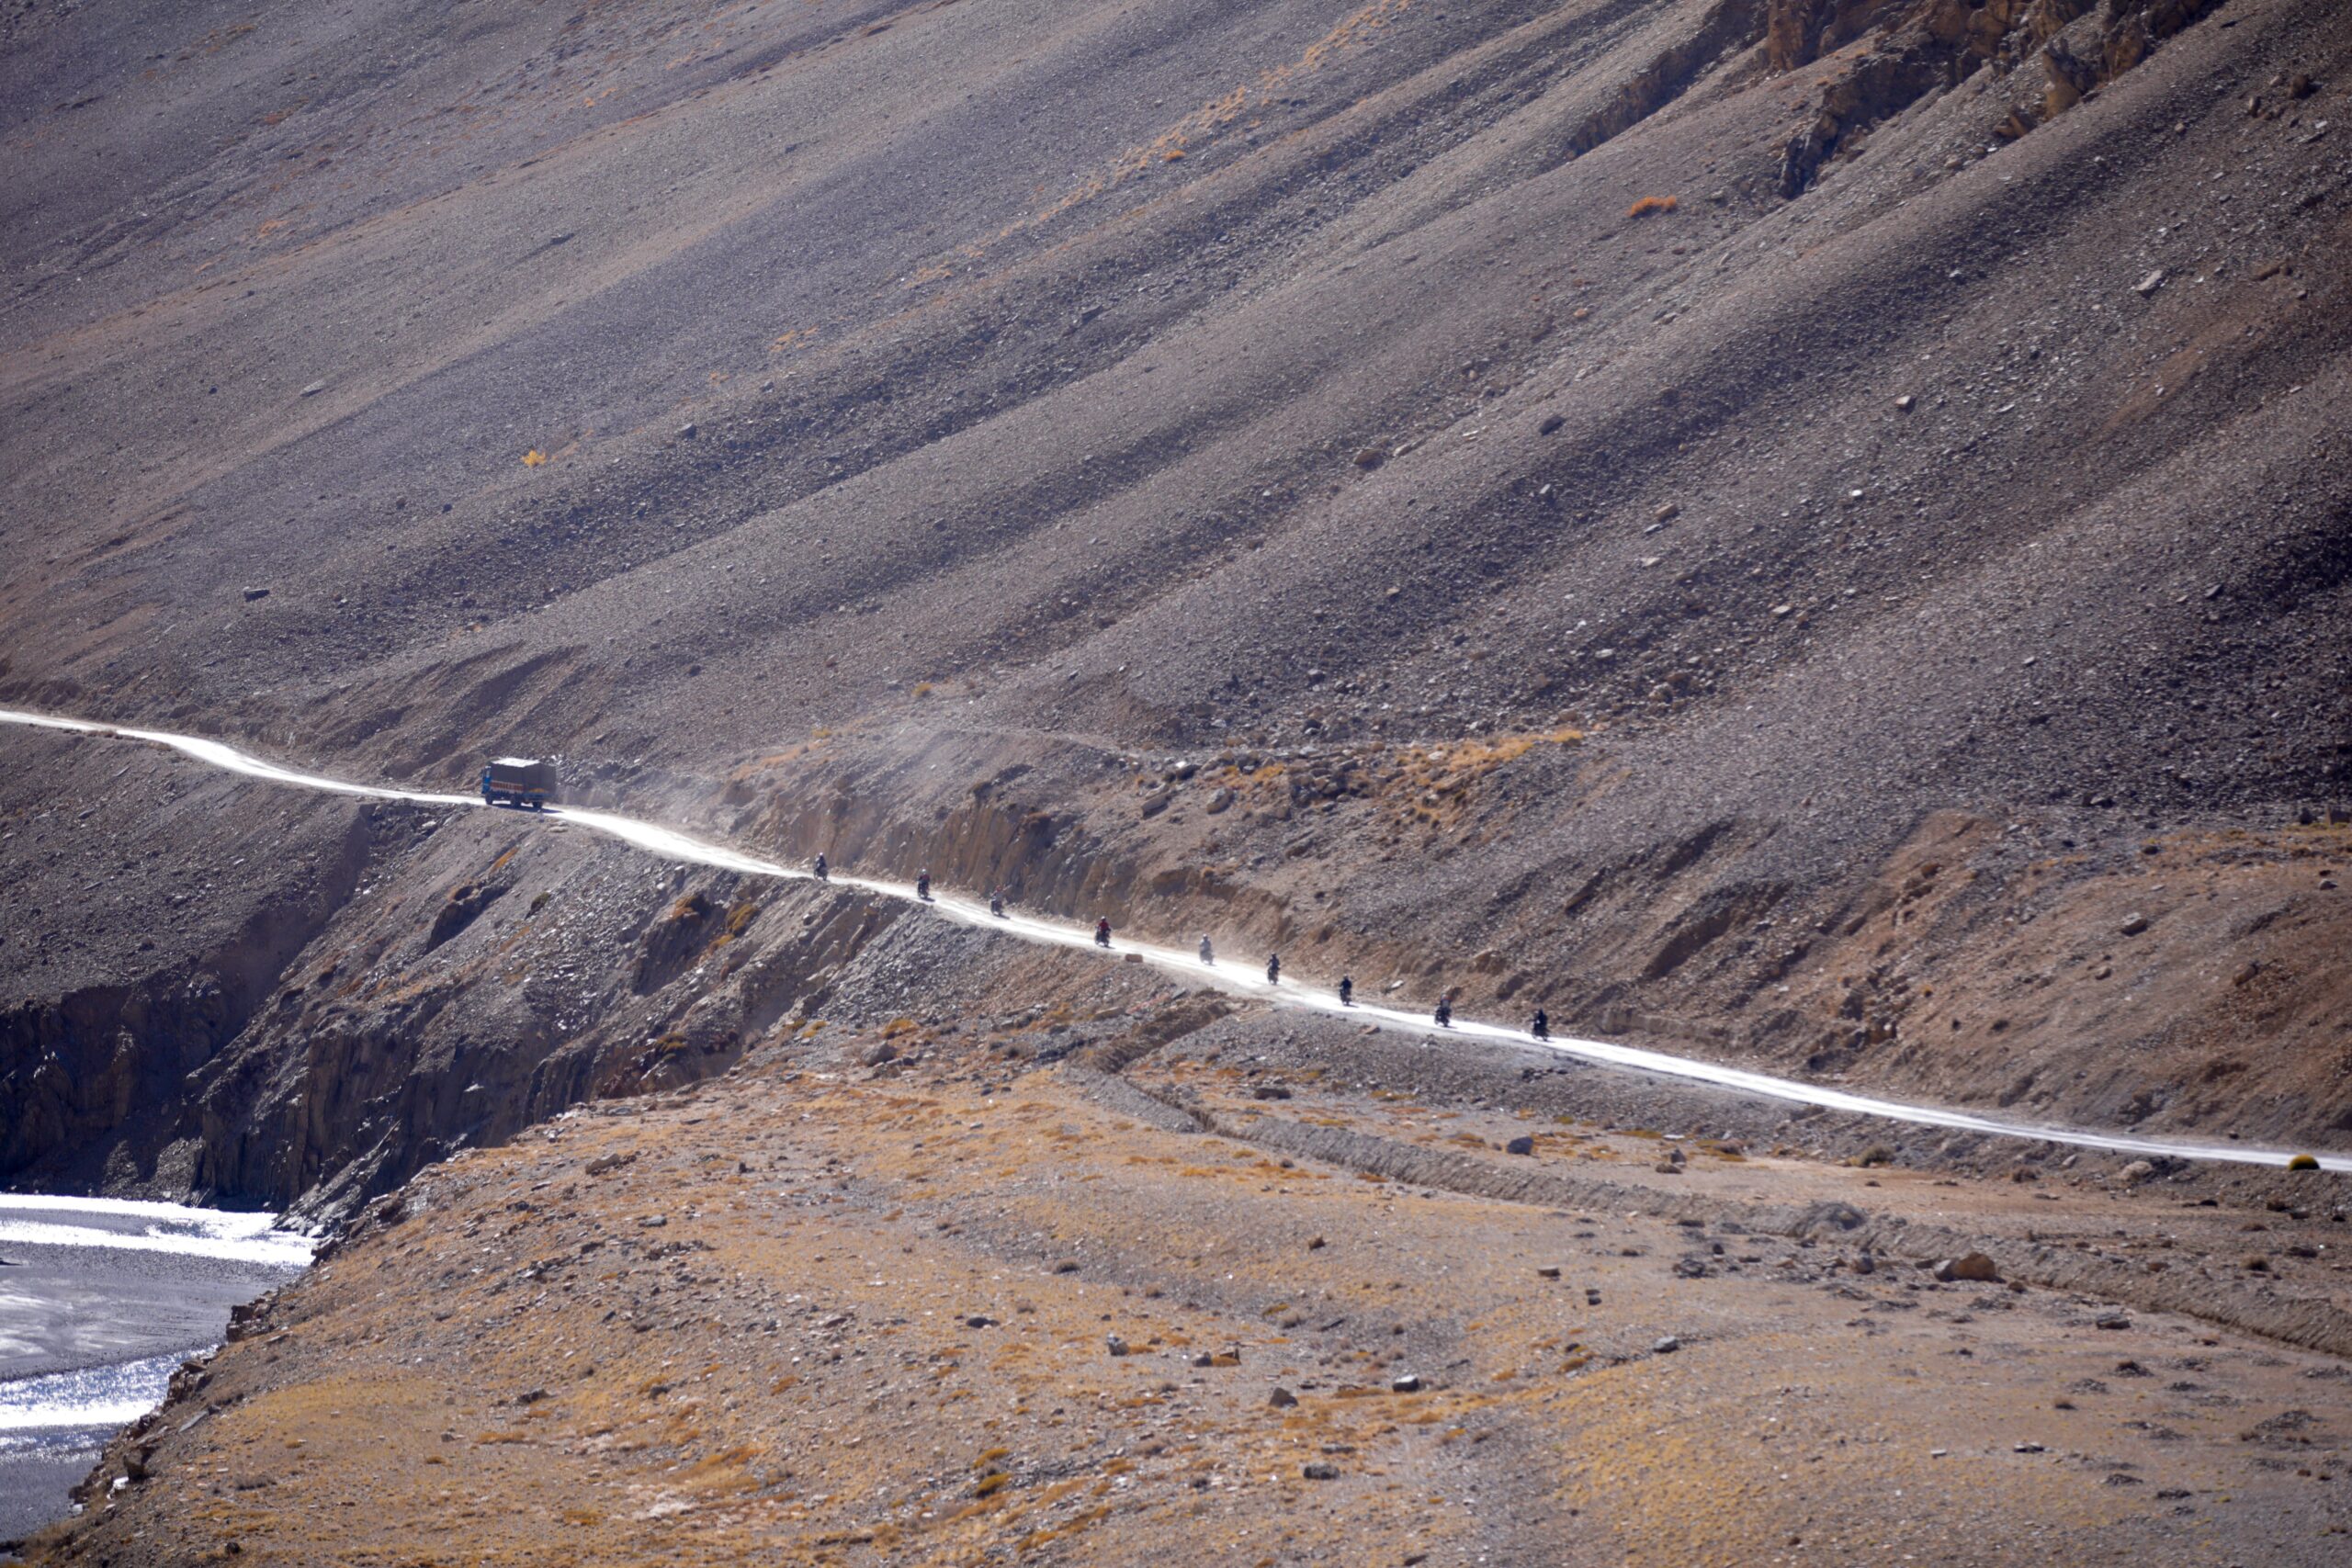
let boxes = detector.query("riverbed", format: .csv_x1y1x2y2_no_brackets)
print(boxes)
0,1196,311,1551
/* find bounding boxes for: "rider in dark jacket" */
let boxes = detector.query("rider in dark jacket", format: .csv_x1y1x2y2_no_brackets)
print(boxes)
1265,953,1282,985
989,889,1005,918
1338,976,1353,1007
917,870,933,902
1531,1009,1549,1041
812,853,828,882
1434,996,1453,1028
1199,936,1215,964
1095,918,1113,949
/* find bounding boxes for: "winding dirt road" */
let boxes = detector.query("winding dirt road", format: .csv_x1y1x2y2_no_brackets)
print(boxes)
6,706,2343,1171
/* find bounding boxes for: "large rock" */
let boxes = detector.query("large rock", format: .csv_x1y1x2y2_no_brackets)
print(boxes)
1932,1251,2001,1283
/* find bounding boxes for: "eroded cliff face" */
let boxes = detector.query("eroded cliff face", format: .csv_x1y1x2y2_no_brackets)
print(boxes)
0,734,917,1215
0,740,382,1195
1772,0,2244,194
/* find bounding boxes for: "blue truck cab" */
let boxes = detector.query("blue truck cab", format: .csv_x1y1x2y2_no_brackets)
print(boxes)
481,756,557,811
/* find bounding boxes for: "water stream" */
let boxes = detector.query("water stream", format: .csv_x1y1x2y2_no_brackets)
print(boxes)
0,1196,311,1549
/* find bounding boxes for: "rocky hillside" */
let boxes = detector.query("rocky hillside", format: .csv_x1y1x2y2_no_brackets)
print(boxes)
24,1003,2352,1567
4,0,2350,1213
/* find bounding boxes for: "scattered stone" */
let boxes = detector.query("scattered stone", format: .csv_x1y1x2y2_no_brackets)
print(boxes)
1204,787,1237,815
584,1152,636,1177
1535,1265,1561,1279
636,1214,667,1229
1269,1386,1298,1408
241,585,271,602
1390,1373,1421,1393
1302,1461,1340,1481
1051,1259,1080,1274
2134,270,2166,297
2095,1313,2132,1331
2014,1441,2046,1454
1307,1235,1327,1251
300,380,325,397
677,422,698,440
1933,1252,2001,1284
1652,1336,1681,1355
1506,1135,1535,1156
1853,1253,1876,1276
861,1041,898,1066
1585,1289,1601,1305
1352,447,1385,469
1106,1335,1131,1357
1654,1160,1683,1175
965,1314,994,1328
2118,1159,2156,1184
1894,394,1916,412
1653,502,1680,524
2119,911,2149,936
1538,413,1566,434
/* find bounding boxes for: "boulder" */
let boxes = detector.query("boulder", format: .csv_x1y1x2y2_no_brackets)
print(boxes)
1795,1201,1867,1235
1932,1251,2000,1283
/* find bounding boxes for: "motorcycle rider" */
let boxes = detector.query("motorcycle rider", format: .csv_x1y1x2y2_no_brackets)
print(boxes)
1095,918,1113,949
989,889,1005,919
812,852,829,882
1531,1009,1549,1041
917,870,933,903
1433,996,1453,1029
1266,953,1282,985
1338,976,1353,1007
1199,935,1215,965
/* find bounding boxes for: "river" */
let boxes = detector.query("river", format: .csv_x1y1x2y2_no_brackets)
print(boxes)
0,1196,311,1551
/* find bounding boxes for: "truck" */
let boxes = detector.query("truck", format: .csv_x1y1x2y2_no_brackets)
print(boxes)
481,756,558,811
